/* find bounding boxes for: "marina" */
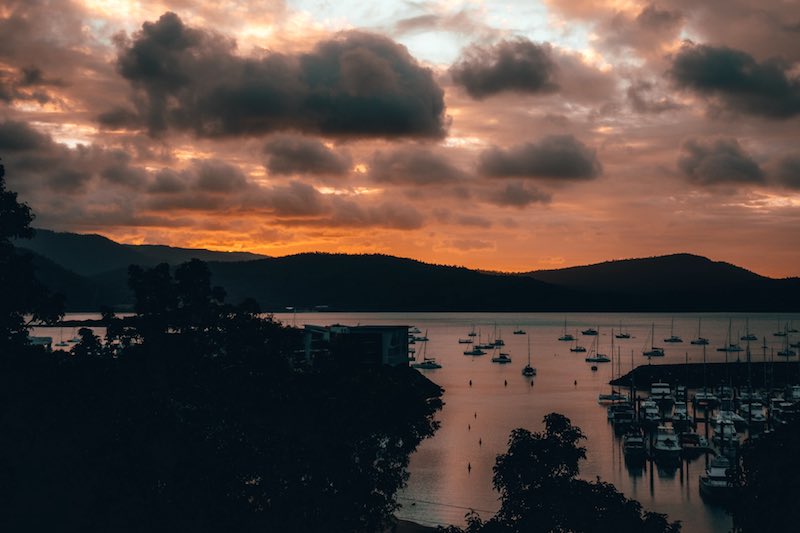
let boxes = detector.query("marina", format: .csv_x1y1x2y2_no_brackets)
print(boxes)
34,312,800,533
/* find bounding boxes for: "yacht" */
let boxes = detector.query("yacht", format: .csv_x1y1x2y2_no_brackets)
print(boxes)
513,327,526,335
699,456,735,502
623,430,647,459
491,351,512,364
650,382,674,408
738,402,766,427
582,327,599,336
672,401,693,429
615,322,631,339
692,389,720,408
641,400,661,426
463,347,485,356
458,338,473,344
679,430,709,456
409,326,421,334
712,418,739,449
652,426,682,462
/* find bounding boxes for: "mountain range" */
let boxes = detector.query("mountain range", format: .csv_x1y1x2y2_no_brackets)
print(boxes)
16,229,800,312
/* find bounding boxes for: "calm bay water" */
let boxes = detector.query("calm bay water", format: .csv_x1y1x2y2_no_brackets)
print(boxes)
35,312,800,532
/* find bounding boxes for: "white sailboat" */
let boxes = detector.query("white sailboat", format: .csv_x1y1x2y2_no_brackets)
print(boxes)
643,323,664,357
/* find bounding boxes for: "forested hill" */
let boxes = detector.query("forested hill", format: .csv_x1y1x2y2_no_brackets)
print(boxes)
19,230,800,312
16,228,266,277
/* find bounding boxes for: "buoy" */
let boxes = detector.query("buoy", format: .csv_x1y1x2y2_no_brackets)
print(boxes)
504,379,508,387
468,462,472,472
474,412,477,419
469,379,472,386
479,438,482,446
468,424,471,431
574,380,577,386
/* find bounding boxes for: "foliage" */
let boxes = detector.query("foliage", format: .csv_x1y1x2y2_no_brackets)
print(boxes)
733,418,800,532
0,160,63,348
0,255,443,533
442,414,680,533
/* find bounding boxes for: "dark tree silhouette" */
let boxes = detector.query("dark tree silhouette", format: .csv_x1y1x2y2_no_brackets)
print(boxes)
733,418,800,532
0,232,442,533
0,159,63,348
441,414,680,533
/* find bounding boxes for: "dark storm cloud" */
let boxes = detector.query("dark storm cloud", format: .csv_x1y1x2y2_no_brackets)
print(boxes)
775,156,800,189
148,169,187,194
678,138,764,185
369,148,469,185
488,182,551,208
194,160,249,193
478,135,602,180
0,120,52,151
99,150,148,189
450,39,558,99
328,197,424,230
112,12,446,139
263,136,352,176
670,43,800,119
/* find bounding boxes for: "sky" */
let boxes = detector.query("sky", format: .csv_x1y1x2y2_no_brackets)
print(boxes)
1,0,799,277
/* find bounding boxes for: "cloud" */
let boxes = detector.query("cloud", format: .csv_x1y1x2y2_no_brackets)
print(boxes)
369,147,469,185
0,120,52,151
487,182,551,208
450,39,558,99
449,37,616,103
599,3,685,57
263,136,351,176
627,80,682,114
669,42,800,119
112,12,447,139
678,138,764,185
478,135,602,180
775,155,800,189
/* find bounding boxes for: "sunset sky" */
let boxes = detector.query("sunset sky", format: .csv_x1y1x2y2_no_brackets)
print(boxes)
2,0,799,276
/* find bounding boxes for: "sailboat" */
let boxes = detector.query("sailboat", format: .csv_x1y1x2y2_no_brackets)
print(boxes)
570,330,587,353
773,320,787,337
411,332,442,369
740,318,757,341
663,317,682,343
467,325,477,337
690,317,709,345
558,318,575,341
522,337,536,376
513,325,526,335
643,323,665,357
585,334,611,363
54,327,69,348
599,331,626,402
777,326,796,357
581,326,599,336
615,322,631,339
717,319,743,352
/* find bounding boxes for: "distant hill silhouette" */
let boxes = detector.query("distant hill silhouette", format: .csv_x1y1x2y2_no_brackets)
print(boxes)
19,230,800,312
524,253,799,311
16,228,266,277
525,253,765,291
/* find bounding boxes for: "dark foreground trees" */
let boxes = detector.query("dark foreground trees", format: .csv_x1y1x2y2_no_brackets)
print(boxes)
442,414,680,533
0,163,443,532
732,418,800,532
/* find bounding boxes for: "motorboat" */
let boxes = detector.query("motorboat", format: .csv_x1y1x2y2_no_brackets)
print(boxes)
458,338,473,344
672,401,693,429
679,430,709,456
652,426,682,462
411,358,442,369
463,347,485,356
491,352,512,364
693,390,720,408
641,400,661,426
650,382,675,408
699,456,735,502
623,430,647,459
581,327,598,336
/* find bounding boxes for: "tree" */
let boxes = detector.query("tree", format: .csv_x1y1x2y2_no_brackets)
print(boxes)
0,257,443,533
0,159,63,349
733,418,800,532
444,414,680,533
